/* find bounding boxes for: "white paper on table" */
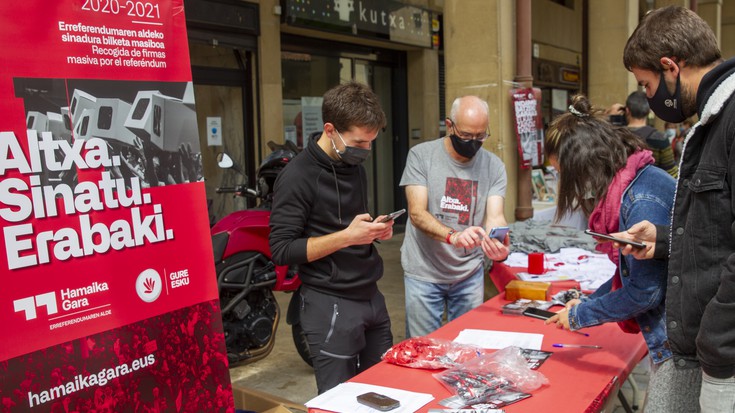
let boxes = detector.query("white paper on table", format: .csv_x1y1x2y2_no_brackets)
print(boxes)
305,382,434,413
506,248,616,291
453,329,543,350
516,270,572,283
504,252,529,267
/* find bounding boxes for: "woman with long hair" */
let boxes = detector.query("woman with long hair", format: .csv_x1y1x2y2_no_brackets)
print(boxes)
544,95,699,412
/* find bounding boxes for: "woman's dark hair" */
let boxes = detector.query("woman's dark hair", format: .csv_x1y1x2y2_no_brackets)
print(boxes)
545,95,647,221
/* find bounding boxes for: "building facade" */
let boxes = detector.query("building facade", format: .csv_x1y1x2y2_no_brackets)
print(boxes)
187,0,734,224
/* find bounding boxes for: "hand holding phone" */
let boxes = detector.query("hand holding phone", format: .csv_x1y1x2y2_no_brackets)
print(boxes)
488,226,510,242
356,392,400,411
377,208,406,223
584,229,646,249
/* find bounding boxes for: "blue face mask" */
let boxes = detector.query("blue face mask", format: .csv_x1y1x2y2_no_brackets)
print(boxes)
664,128,677,140
331,130,371,165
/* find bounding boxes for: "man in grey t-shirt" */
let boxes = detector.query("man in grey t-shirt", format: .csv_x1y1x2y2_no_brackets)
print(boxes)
400,95,509,337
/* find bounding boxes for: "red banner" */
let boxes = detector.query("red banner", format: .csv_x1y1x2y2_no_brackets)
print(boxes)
511,88,544,169
0,1,232,411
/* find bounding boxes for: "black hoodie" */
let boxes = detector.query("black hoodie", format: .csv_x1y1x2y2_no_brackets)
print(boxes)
269,132,383,300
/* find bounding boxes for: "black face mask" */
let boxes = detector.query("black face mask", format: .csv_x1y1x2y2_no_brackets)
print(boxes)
647,72,687,123
449,134,483,158
331,130,371,165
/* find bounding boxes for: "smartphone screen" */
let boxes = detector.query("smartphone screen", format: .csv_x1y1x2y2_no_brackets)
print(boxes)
584,229,646,249
522,307,557,320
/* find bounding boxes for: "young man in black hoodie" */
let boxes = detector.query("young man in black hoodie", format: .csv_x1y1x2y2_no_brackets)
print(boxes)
614,6,735,412
269,81,395,394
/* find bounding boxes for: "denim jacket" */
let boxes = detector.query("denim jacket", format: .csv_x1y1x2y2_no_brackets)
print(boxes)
568,165,676,364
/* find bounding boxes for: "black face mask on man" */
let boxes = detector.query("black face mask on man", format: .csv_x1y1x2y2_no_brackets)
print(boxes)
647,72,687,123
331,130,371,165
449,133,483,158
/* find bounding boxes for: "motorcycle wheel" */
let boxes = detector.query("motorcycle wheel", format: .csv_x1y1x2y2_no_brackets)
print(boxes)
291,321,313,367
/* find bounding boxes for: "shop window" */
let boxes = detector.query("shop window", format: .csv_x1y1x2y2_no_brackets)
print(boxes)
281,53,350,148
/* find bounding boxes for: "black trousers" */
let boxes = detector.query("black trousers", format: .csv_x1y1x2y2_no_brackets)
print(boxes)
298,285,393,394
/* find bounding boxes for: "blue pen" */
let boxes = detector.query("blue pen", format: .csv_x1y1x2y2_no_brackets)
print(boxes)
553,343,601,349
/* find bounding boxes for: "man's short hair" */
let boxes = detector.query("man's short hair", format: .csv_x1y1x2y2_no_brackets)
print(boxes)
623,6,721,72
626,91,650,119
322,81,386,133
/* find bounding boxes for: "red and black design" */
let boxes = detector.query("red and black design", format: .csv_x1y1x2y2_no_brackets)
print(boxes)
442,177,478,226
0,301,233,412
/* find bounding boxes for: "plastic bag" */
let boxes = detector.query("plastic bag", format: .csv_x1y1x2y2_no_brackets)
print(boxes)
433,346,549,405
382,336,485,369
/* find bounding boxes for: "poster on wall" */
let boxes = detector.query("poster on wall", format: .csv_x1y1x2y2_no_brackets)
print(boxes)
301,96,324,145
511,88,544,169
0,1,233,411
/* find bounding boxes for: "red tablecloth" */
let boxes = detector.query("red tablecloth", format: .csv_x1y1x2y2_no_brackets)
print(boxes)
309,293,647,413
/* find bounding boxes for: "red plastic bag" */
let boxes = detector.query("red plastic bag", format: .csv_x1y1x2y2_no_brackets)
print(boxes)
382,337,485,369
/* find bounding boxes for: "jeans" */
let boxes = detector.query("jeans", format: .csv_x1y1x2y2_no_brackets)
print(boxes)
404,266,484,337
700,372,735,412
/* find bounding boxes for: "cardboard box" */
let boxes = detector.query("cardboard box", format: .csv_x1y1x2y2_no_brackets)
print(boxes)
232,383,308,413
504,280,551,301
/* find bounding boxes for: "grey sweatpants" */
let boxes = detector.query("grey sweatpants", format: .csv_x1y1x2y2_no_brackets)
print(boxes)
298,285,393,394
644,358,702,412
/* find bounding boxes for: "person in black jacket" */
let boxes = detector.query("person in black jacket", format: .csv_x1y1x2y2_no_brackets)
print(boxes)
613,6,735,412
269,81,395,394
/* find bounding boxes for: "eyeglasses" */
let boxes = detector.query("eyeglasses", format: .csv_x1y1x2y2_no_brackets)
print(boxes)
451,123,489,142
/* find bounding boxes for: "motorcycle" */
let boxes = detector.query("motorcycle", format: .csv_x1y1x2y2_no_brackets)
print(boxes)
210,141,312,366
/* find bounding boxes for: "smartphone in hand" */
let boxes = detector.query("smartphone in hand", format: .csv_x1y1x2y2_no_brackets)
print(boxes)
584,229,646,249
488,226,510,242
377,208,406,223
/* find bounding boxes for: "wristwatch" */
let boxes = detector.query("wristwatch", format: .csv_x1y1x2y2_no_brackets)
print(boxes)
445,229,455,244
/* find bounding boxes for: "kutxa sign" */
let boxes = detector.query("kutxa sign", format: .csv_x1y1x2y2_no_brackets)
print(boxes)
283,0,433,48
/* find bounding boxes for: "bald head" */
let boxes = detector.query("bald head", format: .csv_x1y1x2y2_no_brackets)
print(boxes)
448,95,489,132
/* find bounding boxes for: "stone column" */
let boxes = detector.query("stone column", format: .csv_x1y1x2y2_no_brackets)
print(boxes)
407,48,440,145
443,0,518,223
722,1,735,58
697,0,723,47
258,0,284,159
587,0,639,111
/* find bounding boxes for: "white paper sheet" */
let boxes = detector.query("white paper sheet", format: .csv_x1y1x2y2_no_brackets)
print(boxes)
305,382,434,413
505,248,616,291
453,329,544,350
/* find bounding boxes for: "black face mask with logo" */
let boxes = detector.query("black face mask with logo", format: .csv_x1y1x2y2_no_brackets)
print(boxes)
449,134,483,158
647,72,687,123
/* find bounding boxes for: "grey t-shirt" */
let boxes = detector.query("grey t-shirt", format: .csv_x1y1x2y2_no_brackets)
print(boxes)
400,138,507,283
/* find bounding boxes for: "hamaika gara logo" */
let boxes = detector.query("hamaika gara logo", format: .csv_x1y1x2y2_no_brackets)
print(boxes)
13,282,110,320
135,269,162,302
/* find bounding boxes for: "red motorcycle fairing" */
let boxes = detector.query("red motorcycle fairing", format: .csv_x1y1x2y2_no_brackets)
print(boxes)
211,209,300,292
